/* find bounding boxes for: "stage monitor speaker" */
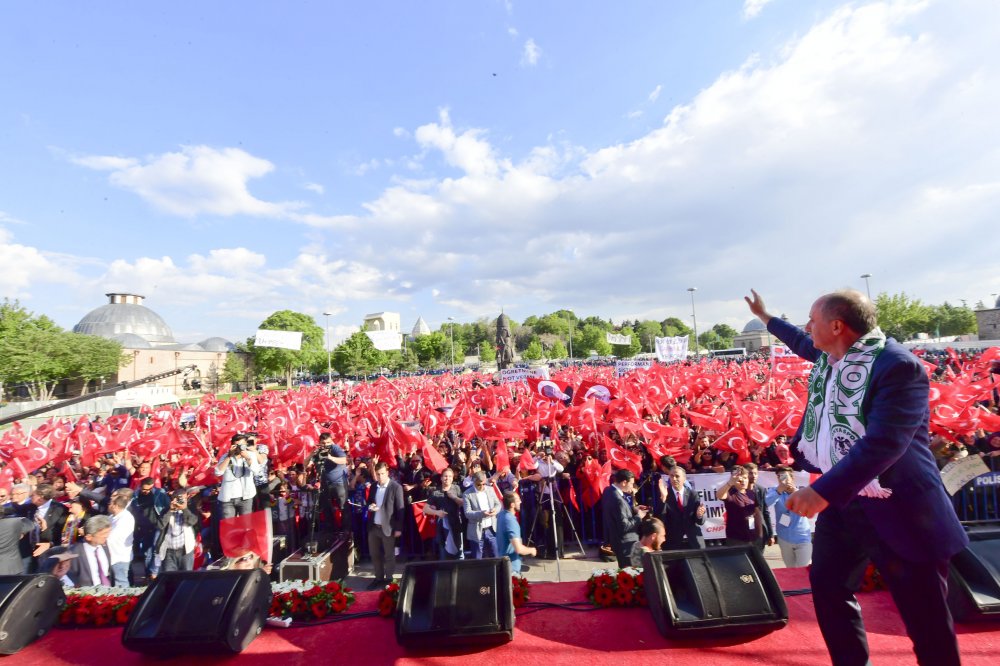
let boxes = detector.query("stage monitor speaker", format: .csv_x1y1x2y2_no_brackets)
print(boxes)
121,569,270,655
948,527,1000,622
0,574,65,655
396,557,514,649
642,545,788,639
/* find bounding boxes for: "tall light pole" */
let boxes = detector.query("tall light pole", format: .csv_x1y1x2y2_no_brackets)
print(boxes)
447,316,456,373
323,312,333,391
860,273,873,300
687,287,699,358
565,308,574,361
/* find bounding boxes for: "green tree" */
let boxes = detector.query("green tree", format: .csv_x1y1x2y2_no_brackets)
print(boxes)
548,339,567,360
247,310,325,387
711,324,739,349
929,302,977,337
62,334,132,395
521,339,544,361
612,326,643,358
333,331,385,377
577,324,612,357
698,329,723,350
661,317,692,337
0,300,71,400
410,331,451,367
875,293,932,340
478,341,497,364
221,352,250,391
635,320,663,353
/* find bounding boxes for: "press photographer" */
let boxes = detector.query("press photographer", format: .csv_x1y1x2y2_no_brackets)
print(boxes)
314,432,350,530
215,433,262,519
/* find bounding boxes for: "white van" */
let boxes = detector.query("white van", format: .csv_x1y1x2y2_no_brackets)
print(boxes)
111,386,181,419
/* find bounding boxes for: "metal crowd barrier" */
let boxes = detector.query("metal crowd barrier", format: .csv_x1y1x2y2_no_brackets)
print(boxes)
952,455,1000,523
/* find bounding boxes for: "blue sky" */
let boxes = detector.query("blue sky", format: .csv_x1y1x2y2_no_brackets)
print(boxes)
2,0,998,346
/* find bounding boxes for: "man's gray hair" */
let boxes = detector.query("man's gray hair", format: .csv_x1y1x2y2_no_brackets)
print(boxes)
821,289,878,335
84,514,112,535
473,471,487,485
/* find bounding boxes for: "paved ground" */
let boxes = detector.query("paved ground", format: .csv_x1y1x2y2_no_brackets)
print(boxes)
341,542,787,590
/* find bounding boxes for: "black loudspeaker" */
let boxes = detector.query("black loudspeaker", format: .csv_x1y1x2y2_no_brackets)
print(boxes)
122,569,270,655
0,575,65,655
396,558,514,649
948,527,1000,622
642,546,788,639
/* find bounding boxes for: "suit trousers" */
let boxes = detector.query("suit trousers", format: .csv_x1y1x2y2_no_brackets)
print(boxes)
368,526,397,581
469,526,498,559
810,501,960,666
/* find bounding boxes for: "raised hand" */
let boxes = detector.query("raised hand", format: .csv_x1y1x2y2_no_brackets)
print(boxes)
744,289,774,324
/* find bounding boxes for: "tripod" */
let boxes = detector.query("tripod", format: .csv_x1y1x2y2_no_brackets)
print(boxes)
526,476,585,582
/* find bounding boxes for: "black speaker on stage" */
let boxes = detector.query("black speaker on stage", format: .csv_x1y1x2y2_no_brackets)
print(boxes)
396,558,514,649
948,527,1000,622
122,569,270,655
642,546,788,639
0,574,65,655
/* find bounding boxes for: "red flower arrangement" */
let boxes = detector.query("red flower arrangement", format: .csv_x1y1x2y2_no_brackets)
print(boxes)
60,589,142,627
270,580,355,621
511,575,530,609
585,568,646,608
377,582,400,618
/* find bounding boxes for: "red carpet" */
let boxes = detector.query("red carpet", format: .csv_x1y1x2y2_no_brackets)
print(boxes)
16,569,1000,665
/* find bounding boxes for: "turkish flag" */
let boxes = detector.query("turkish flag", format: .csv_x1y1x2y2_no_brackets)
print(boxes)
974,407,1000,432
133,424,184,459
573,379,616,405
527,378,572,404
605,441,642,477
712,428,750,464
493,440,511,473
517,448,538,472
422,439,450,474
219,509,273,563
684,408,728,432
412,502,436,540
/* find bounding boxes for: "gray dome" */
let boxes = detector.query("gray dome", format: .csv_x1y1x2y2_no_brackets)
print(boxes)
742,319,766,334
198,337,236,352
73,293,175,343
109,333,153,349
995,295,1000,308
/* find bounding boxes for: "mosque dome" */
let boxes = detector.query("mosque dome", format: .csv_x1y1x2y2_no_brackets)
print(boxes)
741,319,766,334
73,293,175,344
109,333,153,349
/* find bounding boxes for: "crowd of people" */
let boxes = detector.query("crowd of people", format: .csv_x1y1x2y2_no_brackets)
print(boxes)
0,325,997,595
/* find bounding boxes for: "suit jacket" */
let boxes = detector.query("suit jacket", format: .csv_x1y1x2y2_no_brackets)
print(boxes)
366,481,404,537
769,317,968,562
0,517,32,575
65,541,113,587
36,501,68,545
661,486,706,550
463,486,501,541
601,485,641,557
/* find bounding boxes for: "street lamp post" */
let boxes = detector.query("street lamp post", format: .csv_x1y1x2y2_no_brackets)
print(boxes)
687,287,699,359
860,273,873,300
565,308,574,361
323,312,333,391
447,316,456,373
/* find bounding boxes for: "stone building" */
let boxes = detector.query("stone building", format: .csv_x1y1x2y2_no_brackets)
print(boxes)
732,319,773,353
72,293,241,396
975,296,1000,341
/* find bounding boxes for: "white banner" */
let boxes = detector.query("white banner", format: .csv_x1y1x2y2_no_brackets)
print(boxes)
684,471,813,540
614,359,652,377
655,335,689,362
941,455,991,496
606,332,632,345
254,329,302,350
499,366,550,384
365,330,402,351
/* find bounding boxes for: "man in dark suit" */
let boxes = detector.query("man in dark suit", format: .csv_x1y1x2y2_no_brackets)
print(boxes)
0,508,33,575
29,483,68,569
601,469,647,568
746,289,967,666
62,514,114,587
365,461,404,590
659,466,706,550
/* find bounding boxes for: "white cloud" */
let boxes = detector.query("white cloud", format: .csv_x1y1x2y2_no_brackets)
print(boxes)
743,0,775,20
0,211,26,225
521,38,541,67
72,145,306,218
303,182,325,195
648,84,663,102
625,110,643,120
507,27,518,38
0,227,77,297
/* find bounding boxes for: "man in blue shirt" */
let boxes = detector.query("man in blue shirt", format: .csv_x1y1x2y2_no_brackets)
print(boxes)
497,491,535,574
765,469,814,567
317,432,349,530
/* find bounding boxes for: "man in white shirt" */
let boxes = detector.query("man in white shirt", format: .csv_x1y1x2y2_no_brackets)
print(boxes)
216,433,262,519
107,494,135,587
525,447,568,559
463,471,501,559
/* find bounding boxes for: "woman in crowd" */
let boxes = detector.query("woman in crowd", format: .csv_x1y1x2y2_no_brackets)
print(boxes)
716,466,761,546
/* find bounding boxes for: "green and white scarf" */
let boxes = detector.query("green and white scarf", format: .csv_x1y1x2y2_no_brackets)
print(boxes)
800,327,892,499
